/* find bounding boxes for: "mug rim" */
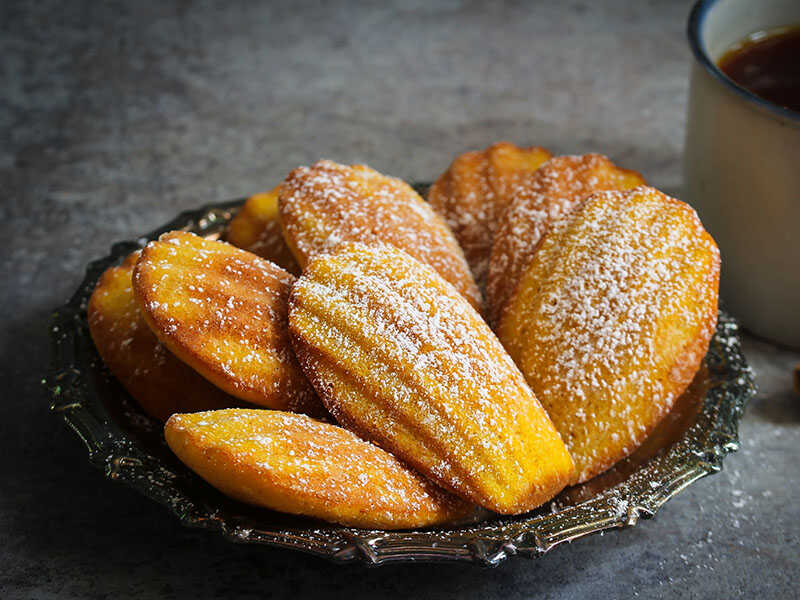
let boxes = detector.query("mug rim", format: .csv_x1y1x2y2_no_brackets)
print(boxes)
688,0,800,123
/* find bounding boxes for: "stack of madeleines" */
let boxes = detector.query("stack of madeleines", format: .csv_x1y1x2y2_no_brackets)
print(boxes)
88,145,720,529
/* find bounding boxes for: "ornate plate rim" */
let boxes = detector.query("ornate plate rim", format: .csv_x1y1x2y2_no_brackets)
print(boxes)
44,192,756,567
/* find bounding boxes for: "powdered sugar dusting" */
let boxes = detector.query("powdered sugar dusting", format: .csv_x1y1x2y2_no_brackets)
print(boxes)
498,186,719,482
87,251,236,421
487,154,645,324
428,143,551,290
428,150,495,287
166,409,468,528
133,231,321,415
289,242,573,513
279,160,482,310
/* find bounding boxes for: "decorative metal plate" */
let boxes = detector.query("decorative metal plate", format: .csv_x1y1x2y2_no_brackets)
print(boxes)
45,190,755,567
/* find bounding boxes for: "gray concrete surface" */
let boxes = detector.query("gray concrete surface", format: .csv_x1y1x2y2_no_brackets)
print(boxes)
2,1,798,598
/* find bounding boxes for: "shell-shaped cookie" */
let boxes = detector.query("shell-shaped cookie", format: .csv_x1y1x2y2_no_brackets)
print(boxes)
487,154,645,325
278,159,482,311
288,242,574,514
428,142,551,289
165,409,474,529
132,231,324,417
87,251,237,421
497,186,719,483
225,187,301,275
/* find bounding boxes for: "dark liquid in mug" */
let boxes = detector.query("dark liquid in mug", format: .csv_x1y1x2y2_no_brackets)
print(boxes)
717,25,800,114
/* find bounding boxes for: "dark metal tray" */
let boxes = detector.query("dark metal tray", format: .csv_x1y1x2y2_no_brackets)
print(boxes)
45,193,755,566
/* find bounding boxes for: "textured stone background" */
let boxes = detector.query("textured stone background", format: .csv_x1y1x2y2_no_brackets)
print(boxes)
2,1,798,598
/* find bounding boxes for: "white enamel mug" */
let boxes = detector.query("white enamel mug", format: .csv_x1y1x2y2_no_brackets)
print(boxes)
684,0,800,348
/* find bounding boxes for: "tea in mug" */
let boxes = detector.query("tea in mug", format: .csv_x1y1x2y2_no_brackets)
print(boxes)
717,25,800,113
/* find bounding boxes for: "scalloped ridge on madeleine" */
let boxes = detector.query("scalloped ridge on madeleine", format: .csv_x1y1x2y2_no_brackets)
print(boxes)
288,242,574,514
225,187,300,275
497,186,719,484
165,409,474,529
88,251,237,421
132,231,324,417
487,153,645,325
428,142,551,288
278,159,482,311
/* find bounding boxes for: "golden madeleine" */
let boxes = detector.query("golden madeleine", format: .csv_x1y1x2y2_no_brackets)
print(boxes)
487,153,645,324
132,231,324,417
225,187,300,275
87,251,237,421
497,187,719,483
165,409,474,529
428,142,551,288
288,242,574,514
278,159,482,311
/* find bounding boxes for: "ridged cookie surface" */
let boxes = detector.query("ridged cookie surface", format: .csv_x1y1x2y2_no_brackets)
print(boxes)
225,187,300,274
279,160,482,311
428,142,551,288
288,242,574,514
132,231,324,417
487,154,645,324
165,409,474,529
88,251,237,421
497,187,719,483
